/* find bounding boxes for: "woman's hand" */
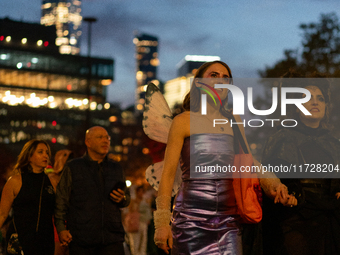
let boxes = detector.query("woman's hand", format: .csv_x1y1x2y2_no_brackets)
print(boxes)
59,230,72,246
154,225,172,254
273,183,289,204
272,184,298,207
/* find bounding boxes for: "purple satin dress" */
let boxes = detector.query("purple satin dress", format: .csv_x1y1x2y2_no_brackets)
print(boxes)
171,134,242,255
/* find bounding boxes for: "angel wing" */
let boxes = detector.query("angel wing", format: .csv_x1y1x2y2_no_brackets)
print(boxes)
143,83,182,196
143,83,173,143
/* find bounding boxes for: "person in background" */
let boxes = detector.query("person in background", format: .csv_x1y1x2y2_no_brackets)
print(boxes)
47,149,73,255
262,72,340,255
126,185,152,255
55,126,130,255
0,139,56,255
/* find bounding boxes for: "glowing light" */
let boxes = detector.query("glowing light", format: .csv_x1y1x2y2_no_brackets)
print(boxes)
32,58,39,64
101,79,112,86
136,71,143,80
90,102,97,110
16,62,23,69
49,102,57,108
48,96,54,102
104,103,110,109
0,36,4,41
44,41,49,47
27,62,31,68
37,40,43,46
5,36,11,42
83,98,89,105
21,38,27,44
109,116,117,122
51,138,57,143
1,54,7,60
184,55,220,62
142,148,150,154
136,104,143,111
52,121,57,126
97,104,103,110
67,84,72,90
126,180,132,187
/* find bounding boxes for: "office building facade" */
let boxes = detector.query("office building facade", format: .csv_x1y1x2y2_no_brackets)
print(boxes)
133,33,159,111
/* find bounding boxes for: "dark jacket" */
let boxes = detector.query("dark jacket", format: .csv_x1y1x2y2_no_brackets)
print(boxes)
55,154,130,246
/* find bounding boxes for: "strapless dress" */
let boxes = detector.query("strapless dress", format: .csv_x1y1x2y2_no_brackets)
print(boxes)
171,133,242,255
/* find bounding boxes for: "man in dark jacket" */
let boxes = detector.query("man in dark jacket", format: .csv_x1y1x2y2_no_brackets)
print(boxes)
55,126,130,255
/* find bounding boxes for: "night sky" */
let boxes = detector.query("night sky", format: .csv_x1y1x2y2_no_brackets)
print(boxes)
1,0,339,108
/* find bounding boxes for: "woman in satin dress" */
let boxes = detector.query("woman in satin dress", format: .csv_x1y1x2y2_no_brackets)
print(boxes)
153,61,294,255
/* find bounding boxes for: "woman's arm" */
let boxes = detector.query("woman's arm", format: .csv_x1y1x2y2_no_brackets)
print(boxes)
0,175,21,228
154,112,189,254
233,115,296,206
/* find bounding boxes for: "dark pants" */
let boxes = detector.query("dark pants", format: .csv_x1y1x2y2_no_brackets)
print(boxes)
69,242,125,255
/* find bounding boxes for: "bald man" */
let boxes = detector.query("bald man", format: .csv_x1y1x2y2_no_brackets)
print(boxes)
55,126,130,255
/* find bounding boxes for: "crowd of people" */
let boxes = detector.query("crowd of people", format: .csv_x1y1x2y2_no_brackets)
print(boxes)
0,60,339,255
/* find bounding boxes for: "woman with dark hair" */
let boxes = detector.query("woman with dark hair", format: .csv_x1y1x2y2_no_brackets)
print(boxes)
152,61,291,255
262,73,340,255
0,139,56,255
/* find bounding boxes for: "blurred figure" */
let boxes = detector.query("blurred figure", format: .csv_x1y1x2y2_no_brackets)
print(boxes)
47,149,73,255
0,139,56,255
55,126,130,255
126,186,152,255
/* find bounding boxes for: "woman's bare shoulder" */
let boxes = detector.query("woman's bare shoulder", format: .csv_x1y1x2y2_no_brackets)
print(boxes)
172,111,190,124
6,173,22,187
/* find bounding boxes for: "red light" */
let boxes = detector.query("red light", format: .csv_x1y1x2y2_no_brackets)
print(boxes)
27,62,31,68
51,138,57,143
0,36,4,41
44,41,49,47
52,121,57,126
67,84,72,90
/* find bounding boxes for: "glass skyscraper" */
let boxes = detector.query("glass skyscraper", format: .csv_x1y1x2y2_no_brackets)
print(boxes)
41,0,82,55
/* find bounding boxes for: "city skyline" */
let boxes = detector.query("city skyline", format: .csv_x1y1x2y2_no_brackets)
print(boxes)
1,0,339,108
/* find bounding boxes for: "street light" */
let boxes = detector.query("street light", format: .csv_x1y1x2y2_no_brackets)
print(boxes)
83,17,97,130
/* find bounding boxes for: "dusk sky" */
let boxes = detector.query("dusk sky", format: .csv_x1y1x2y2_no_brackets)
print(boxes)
1,0,339,108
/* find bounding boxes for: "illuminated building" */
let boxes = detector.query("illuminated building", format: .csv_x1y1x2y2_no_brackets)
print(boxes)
0,18,114,152
41,0,82,55
133,33,159,111
164,55,220,110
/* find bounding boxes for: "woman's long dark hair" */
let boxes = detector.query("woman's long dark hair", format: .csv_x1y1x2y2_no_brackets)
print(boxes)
182,61,233,118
